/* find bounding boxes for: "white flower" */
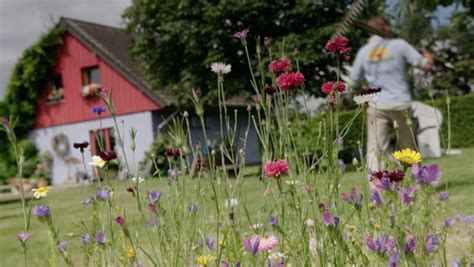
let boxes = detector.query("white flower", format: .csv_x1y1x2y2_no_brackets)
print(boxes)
89,155,105,168
210,62,231,76
286,180,302,186
32,187,50,199
131,176,145,184
353,93,378,105
305,219,315,226
224,198,238,208
251,223,263,230
393,120,399,129
352,157,359,166
268,251,286,261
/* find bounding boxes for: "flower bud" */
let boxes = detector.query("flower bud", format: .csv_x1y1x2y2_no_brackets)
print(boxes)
264,37,270,47
239,149,245,157
211,149,216,156
352,157,359,166
247,105,252,112
406,118,413,127
393,120,399,129
292,48,299,57
183,111,189,118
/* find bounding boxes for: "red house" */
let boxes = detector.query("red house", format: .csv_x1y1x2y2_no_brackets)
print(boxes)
29,18,260,184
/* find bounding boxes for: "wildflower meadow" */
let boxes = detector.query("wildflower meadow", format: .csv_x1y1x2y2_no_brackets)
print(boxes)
1,30,473,267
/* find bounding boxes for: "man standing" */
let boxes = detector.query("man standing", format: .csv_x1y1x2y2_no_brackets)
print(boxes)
350,16,434,171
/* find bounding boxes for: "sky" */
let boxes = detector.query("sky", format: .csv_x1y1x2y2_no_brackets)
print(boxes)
0,1,464,100
0,0,131,100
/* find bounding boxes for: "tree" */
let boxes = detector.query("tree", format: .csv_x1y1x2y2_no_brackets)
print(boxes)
123,0,383,103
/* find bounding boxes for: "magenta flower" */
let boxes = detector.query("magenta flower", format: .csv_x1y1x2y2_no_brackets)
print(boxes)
412,164,442,186
321,81,346,94
425,234,439,253
276,72,305,91
322,211,339,227
16,232,32,244
370,169,405,191
268,57,292,73
324,37,352,61
365,234,389,254
233,28,249,40
264,84,276,95
263,159,289,178
148,203,157,214
99,150,116,161
243,235,260,255
115,216,125,227
56,241,67,252
73,141,89,153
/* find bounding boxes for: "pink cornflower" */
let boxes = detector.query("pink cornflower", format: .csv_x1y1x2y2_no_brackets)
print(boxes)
268,57,292,73
276,72,305,91
233,29,249,40
263,160,289,178
321,81,346,94
324,37,352,60
258,235,279,251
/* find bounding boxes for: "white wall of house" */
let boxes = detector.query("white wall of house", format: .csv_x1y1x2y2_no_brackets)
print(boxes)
29,111,155,184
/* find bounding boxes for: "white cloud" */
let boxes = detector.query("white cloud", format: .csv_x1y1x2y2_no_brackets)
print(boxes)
0,0,132,99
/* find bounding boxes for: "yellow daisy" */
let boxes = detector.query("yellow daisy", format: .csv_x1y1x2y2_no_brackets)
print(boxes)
196,255,215,267
32,187,49,199
126,247,135,258
393,148,422,165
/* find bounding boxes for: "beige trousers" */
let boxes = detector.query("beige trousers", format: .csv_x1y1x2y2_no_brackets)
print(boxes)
367,107,416,171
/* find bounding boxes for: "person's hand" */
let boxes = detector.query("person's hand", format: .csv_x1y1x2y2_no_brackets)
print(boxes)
420,49,434,72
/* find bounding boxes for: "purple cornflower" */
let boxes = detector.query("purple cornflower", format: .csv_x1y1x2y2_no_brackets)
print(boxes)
1,117,10,129
33,205,51,218
95,188,110,200
451,260,461,267
322,211,339,227
439,191,449,201
82,196,95,205
81,233,92,246
412,164,442,187
91,106,106,115
425,234,439,253
404,235,416,254
365,234,388,254
188,202,198,214
371,189,383,206
268,259,285,267
56,241,67,252
388,252,400,267
268,215,279,225
149,191,161,203
16,232,32,244
115,216,125,227
444,218,455,228
242,235,260,255
96,232,106,244
206,237,216,250
340,187,363,209
337,159,346,172
233,29,250,40
399,186,416,206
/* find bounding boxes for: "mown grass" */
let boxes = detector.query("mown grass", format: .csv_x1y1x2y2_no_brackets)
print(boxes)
0,148,473,266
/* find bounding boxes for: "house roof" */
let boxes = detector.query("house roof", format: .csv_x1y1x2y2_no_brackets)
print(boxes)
58,17,174,107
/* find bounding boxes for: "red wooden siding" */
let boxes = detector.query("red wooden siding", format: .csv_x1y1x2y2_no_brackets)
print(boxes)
34,33,161,129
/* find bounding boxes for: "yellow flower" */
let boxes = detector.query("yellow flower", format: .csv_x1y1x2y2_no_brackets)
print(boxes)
346,224,356,231
126,247,135,258
393,148,422,165
32,187,49,199
374,223,381,230
196,255,215,267
89,155,105,168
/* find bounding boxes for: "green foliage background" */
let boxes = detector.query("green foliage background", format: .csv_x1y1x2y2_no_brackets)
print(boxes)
294,93,474,162
0,29,63,184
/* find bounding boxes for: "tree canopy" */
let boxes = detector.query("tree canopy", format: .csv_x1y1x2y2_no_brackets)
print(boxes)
123,0,383,103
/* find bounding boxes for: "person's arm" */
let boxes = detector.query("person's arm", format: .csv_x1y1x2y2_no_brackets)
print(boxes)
401,40,433,72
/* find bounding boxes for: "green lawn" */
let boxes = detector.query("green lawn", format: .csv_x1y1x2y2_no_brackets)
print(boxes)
0,148,473,266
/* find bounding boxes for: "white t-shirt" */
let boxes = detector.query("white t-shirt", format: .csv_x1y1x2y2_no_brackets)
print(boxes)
350,36,423,110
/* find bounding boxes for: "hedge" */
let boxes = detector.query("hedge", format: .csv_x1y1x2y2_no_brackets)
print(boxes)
294,93,474,159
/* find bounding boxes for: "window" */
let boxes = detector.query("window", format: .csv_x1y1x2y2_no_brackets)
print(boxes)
81,66,102,97
46,74,64,104
82,66,101,85
89,128,116,155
